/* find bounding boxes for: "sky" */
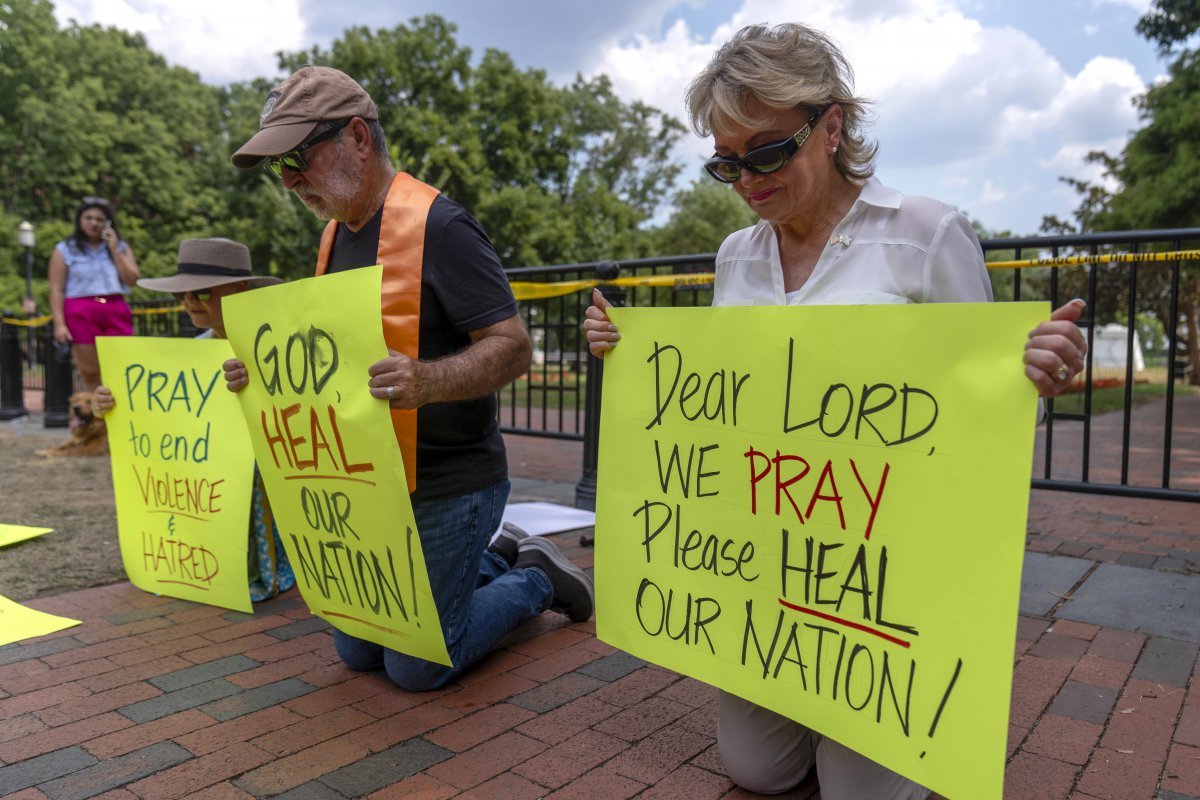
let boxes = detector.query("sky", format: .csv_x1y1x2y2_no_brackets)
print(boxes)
53,0,1166,237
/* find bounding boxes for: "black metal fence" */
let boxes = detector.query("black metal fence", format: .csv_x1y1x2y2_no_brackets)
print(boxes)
0,299,196,423
502,229,1200,505
3,229,1197,504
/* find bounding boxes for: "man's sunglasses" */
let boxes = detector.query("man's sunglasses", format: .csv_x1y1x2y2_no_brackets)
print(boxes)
264,119,352,177
173,289,214,302
704,107,827,184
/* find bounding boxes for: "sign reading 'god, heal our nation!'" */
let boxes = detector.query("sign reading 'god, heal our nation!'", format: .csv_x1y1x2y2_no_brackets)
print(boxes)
594,302,1046,800
223,266,449,666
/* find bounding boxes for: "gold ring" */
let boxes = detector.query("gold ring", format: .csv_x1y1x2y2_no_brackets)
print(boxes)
1055,364,1070,382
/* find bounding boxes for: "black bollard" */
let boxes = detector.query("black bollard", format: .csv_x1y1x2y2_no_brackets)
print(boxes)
0,317,28,420
575,261,625,511
43,328,72,428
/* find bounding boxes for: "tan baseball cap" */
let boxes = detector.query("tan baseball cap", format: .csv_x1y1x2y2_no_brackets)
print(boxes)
231,66,379,169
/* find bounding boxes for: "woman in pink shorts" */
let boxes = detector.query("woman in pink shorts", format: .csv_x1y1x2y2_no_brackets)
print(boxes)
48,197,140,393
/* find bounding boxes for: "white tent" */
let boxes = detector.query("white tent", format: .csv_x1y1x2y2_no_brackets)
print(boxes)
1091,324,1145,372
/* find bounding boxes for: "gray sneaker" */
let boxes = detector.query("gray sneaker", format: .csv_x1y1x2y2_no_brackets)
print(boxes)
515,537,595,622
488,522,530,567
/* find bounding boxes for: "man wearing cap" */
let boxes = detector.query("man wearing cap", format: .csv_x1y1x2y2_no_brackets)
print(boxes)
93,238,296,602
223,65,593,692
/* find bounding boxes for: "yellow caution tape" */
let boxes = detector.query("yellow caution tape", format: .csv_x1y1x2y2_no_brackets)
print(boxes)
2,305,182,327
987,249,1200,270
510,272,715,301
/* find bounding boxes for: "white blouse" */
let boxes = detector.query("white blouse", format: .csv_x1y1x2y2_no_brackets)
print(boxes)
712,177,993,308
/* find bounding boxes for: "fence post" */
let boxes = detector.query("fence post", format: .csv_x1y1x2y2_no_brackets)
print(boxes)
42,326,71,428
575,261,624,511
0,317,28,420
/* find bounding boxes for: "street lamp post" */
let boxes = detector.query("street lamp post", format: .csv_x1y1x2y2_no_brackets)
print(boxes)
17,221,34,316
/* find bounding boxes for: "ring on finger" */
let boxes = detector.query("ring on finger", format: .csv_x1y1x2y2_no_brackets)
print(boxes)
386,385,394,400
1055,364,1070,382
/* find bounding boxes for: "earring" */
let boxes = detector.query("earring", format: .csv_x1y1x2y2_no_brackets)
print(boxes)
832,146,839,154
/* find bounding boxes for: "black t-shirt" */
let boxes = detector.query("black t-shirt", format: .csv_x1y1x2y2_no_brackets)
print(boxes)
326,194,516,501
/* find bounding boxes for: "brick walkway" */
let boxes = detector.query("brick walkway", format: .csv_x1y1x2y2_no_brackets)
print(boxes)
2,428,1199,799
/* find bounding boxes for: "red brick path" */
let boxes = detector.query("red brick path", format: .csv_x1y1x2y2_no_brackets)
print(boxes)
0,431,1198,799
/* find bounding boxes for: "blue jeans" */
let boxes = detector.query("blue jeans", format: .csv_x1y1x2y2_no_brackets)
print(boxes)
332,480,553,690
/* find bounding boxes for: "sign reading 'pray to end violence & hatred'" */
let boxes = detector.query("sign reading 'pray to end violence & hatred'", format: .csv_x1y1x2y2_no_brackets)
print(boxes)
99,337,256,613
595,302,1045,800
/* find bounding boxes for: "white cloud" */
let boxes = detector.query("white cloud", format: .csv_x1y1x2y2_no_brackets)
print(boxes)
1094,0,1151,12
47,0,1156,234
53,0,306,85
977,179,1007,206
591,1,1150,232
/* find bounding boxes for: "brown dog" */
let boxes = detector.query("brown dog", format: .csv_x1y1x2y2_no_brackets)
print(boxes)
39,391,109,457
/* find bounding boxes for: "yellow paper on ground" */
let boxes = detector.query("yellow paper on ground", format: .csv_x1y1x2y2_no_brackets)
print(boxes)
595,303,1045,800
98,337,255,613
223,267,449,666
0,525,53,547
0,593,80,644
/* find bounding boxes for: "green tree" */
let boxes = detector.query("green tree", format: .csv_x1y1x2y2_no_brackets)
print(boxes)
648,176,758,257
268,15,685,268
1043,0,1200,383
0,0,229,309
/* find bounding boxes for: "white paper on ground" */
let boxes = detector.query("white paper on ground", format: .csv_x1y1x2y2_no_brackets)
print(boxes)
491,501,596,541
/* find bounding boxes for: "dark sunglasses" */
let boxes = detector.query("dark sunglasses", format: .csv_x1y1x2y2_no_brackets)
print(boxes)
173,288,214,302
704,108,827,184
264,119,352,177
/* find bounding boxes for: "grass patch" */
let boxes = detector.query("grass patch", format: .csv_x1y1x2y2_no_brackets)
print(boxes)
1051,381,1198,416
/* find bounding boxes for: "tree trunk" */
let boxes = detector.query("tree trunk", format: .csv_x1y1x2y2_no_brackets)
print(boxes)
1185,297,1200,386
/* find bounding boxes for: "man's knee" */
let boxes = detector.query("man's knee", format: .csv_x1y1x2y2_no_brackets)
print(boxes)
332,631,383,672
382,652,455,692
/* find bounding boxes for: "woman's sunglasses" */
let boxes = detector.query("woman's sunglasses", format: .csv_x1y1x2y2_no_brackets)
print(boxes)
704,108,827,184
264,119,352,177
173,289,214,302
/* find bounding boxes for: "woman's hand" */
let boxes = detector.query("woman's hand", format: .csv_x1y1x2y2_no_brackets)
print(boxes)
53,323,72,345
1025,299,1088,398
92,386,115,417
583,289,620,359
100,224,119,250
223,358,249,392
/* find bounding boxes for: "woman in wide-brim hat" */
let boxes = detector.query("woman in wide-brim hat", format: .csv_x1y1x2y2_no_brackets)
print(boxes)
95,237,293,602
136,237,281,339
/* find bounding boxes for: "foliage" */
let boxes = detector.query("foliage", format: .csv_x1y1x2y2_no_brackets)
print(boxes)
1135,311,1168,353
1042,0,1200,384
1050,381,1196,416
648,176,759,256
270,16,687,270
0,8,689,306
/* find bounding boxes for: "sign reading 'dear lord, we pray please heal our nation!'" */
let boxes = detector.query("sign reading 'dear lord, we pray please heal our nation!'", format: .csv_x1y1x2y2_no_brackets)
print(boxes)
223,266,449,666
594,302,1046,800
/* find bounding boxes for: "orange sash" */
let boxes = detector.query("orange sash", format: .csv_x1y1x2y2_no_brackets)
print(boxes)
315,172,440,493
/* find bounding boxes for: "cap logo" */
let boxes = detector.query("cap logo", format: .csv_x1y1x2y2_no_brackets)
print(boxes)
260,91,281,124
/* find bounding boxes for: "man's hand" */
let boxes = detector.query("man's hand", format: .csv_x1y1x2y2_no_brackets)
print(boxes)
368,349,428,409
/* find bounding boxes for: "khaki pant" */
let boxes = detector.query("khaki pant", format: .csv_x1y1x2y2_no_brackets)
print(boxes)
717,691,929,799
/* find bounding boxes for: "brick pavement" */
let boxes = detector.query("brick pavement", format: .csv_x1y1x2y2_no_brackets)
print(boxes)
1,430,1199,799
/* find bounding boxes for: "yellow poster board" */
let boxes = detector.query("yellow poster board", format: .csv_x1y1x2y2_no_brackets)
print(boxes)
223,267,449,666
0,525,53,547
0,593,80,645
98,337,255,612
595,303,1044,800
